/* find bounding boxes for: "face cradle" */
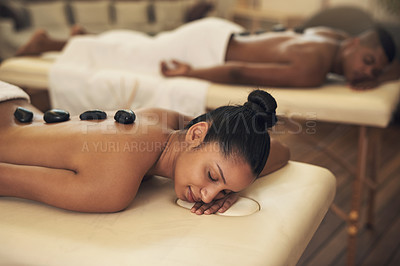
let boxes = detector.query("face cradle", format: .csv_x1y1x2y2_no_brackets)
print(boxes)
343,43,388,83
173,142,254,204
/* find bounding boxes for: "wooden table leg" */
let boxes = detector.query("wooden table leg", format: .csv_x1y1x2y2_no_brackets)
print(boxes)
281,119,381,265
347,126,369,266
366,128,381,228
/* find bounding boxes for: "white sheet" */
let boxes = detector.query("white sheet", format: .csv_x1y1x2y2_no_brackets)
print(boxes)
49,66,209,116
0,80,30,102
57,17,243,73
48,17,243,116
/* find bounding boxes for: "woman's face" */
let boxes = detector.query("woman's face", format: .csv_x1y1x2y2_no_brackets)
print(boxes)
173,142,254,204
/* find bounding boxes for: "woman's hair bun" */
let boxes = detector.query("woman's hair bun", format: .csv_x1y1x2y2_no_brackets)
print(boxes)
245,89,278,128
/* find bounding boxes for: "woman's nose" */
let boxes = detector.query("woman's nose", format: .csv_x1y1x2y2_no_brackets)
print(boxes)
200,186,219,204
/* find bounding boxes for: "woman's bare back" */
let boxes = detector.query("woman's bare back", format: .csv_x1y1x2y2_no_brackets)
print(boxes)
0,100,173,212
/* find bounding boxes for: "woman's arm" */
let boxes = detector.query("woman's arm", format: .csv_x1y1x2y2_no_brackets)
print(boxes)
0,155,140,213
0,162,82,210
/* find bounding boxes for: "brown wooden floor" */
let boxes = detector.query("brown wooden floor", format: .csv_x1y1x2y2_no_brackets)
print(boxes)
271,118,400,266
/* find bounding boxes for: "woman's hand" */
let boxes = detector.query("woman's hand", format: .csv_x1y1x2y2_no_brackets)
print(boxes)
190,192,239,215
160,60,192,77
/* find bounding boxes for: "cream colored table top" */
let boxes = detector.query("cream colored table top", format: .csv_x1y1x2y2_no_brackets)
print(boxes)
0,161,335,266
207,79,400,128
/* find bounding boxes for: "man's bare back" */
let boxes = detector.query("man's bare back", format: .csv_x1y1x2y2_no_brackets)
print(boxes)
227,30,338,64
161,27,350,87
161,25,397,88
224,29,341,86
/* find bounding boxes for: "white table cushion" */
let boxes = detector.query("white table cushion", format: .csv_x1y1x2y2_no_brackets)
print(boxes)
0,161,336,266
0,55,54,90
1,55,398,127
207,78,400,128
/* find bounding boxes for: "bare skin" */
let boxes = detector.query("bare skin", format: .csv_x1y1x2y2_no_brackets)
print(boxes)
15,25,86,56
162,27,399,88
162,28,341,87
16,26,398,89
0,99,289,214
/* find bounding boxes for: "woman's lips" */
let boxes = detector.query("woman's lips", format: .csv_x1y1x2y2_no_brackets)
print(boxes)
187,187,196,203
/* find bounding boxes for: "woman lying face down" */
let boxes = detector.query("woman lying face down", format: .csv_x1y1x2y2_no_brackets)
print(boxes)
0,89,289,214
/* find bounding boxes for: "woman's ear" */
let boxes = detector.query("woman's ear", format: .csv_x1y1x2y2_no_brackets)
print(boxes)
185,121,209,145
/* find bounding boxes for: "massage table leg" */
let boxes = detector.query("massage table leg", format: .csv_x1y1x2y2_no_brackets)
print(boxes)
346,126,381,266
346,126,369,266
366,128,381,229
282,121,381,266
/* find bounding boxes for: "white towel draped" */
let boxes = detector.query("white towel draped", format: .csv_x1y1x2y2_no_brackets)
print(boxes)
0,80,30,102
48,18,243,116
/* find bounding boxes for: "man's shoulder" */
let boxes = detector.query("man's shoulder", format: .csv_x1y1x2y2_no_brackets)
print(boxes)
304,27,350,41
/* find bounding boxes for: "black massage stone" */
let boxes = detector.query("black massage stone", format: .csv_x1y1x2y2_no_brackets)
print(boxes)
43,109,70,123
14,107,33,123
272,24,287,32
114,109,136,124
79,110,107,120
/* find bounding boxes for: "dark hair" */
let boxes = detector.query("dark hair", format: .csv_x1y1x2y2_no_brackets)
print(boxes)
375,26,396,63
185,90,277,177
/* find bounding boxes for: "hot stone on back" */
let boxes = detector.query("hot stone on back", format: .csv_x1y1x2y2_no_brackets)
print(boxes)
43,109,70,123
114,109,136,124
79,110,107,120
14,107,33,123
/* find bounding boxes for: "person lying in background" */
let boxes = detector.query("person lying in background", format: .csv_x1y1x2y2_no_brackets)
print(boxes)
16,17,399,90
0,81,290,214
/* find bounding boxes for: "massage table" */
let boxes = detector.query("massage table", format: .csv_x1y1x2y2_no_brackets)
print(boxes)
0,54,399,128
0,161,335,266
1,54,400,265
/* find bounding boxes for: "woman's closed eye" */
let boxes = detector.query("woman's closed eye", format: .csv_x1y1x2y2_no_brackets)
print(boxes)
208,171,218,182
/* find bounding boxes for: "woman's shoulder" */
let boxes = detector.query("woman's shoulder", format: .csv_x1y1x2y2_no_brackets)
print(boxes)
135,108,193,130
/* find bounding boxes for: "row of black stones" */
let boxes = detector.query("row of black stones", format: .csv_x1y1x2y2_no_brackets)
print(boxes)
14,107,136,124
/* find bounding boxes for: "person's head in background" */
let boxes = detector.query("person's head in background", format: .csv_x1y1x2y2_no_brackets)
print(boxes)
340,26,396,83
173,90,277,204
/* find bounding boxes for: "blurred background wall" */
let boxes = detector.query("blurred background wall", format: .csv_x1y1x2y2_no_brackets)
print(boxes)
0,0,399,61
